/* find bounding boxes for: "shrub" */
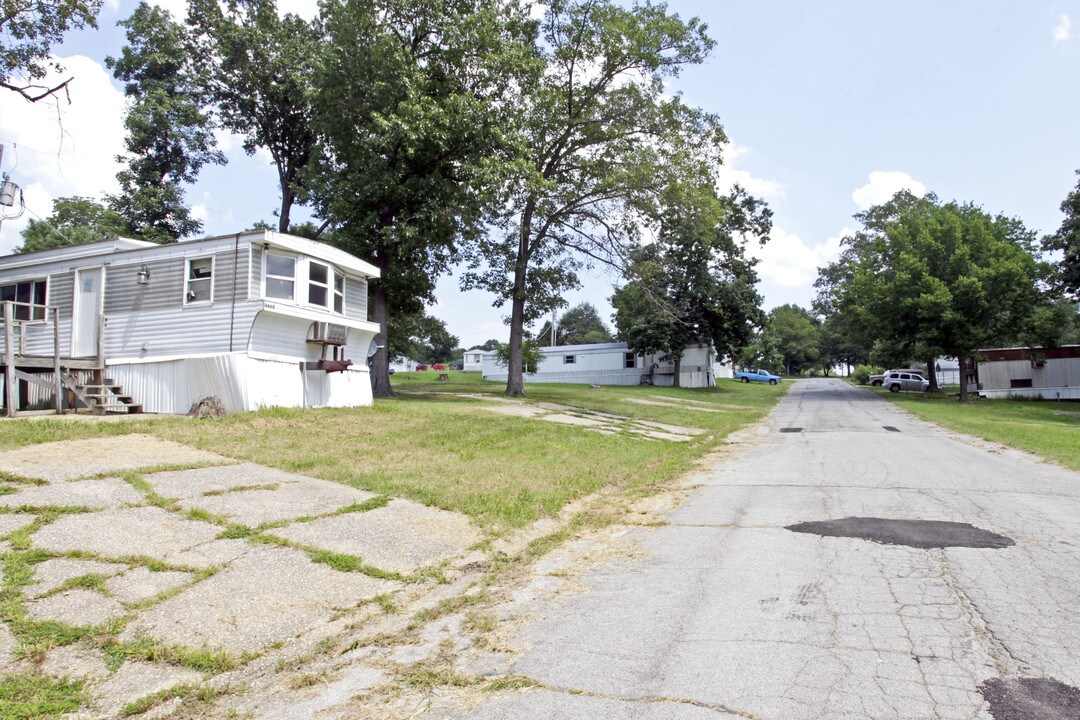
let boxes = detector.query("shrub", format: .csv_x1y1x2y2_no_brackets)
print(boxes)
852,364,882,385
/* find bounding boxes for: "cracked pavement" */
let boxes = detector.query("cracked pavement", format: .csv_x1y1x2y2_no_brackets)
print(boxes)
430,379,1080,719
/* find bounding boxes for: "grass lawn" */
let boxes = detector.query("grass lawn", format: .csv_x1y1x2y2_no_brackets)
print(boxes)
0,373,787,534
869,386,1080,471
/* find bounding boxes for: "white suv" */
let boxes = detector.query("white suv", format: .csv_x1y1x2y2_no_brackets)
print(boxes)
881,371,929,393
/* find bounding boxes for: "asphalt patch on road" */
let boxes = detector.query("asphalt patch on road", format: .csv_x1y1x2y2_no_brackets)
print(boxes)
785,517,1015,549
883,425,901,432
980,677,1080,720
779,427,803,433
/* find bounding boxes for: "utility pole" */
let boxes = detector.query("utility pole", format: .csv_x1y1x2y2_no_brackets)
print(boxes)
550,309,557,346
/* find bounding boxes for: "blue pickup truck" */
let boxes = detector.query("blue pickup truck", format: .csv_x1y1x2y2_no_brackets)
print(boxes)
734,368,782,385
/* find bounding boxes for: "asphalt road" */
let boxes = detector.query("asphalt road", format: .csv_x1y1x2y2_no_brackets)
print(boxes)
444,378,1080,719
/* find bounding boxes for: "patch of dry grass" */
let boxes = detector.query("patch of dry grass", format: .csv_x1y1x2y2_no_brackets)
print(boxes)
2,378,785,534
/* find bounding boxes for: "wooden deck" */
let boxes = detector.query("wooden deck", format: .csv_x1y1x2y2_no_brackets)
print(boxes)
2,355,101,370
3,301,109,417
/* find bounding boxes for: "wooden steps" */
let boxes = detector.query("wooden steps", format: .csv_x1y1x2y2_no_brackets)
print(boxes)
61,373,143,415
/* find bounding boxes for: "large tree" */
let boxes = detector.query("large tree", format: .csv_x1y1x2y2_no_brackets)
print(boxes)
766,304,820,376
533,302,614,347
817,314,866,376
462,0,725,396
309,0,533,398
816,192,1046,400
17,196,133,253
186,0,319,232
106,2,223,243
388,312,458,364
612,189,768,385
1045,170,1080,300
1,0,101,101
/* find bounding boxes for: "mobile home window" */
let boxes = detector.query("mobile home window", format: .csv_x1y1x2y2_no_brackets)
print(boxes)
564,355,576,364
0,279,47,321
625,352,636,369
333,272,344,314
184,257,213,304
265,253,295,300
308,260,330,307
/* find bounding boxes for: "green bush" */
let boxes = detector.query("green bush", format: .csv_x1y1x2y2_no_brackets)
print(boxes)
852,364,882,385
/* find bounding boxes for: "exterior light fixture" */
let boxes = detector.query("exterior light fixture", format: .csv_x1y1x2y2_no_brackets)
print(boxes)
137,264,151,286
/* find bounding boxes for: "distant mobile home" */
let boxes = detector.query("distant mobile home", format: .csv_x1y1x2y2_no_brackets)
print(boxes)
462,350,485,372
976,346,1080,400
0,231,380,415
481,341,731,388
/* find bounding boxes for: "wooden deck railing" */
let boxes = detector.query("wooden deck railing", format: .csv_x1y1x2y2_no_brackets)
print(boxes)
3,300,65,417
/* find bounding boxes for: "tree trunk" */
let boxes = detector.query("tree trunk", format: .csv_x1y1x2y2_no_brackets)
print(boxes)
958,353,969,402
673,355,681,388
505,204,535,398
369,280,392,399
277,165,294,233
506,292,527,396
278,188,294,233
925,358,938,392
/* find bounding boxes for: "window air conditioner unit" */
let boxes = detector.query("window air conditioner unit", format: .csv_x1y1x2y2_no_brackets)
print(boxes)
308,321,348,346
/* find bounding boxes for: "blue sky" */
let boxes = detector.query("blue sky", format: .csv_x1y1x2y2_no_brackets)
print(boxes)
1,1,1077,348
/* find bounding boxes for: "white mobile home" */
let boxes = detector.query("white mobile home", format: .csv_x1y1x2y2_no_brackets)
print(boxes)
976,346,1080,400
0,231,380,415
462,350,485,372
481,342,721,388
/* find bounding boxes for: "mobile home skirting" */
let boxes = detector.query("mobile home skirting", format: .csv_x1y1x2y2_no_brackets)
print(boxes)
106,353,374,413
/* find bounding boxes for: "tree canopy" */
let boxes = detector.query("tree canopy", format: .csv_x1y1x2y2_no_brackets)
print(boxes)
533,302,614,347
765,304,820,376
17,197,133,253
612,189,767,384
815,191,1047,400
186,0,319,232
106,2,223,243
1,0,101,101
389,313,459,364
462,0,729,397
1045,170,1080,300
309,0,534,398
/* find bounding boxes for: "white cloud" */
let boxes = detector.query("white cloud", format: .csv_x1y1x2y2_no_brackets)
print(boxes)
851,171,925,211
1053,14,1072,44
276,0,320,21
749,226,849,288
146,0,188,19
147,0,319,21
0,55,128,254
715,143,785,200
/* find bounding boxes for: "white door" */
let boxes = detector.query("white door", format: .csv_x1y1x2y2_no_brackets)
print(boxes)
73,267,103,357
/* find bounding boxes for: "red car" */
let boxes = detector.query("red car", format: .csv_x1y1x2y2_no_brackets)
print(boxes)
415,364,428,371
433,363,446,371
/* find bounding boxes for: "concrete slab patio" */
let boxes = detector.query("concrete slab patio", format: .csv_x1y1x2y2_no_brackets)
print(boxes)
121,545,396,653
0,477,145,510
176,476,377,526
0,433,487,717
271,499,483,575
32,506,223,562
0,434,229,481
